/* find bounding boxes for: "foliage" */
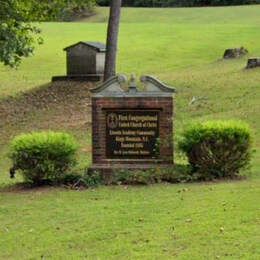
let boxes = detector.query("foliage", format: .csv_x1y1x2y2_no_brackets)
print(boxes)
85,165,193,185
81,171,102,187
0,0,43,67
160,164,198,183
113,169,164,185
44,166,193,188
0,0,96,67
28,0,96,22
98,0,260,6
62,171,102,188
9,131,78,185
178,120,252,180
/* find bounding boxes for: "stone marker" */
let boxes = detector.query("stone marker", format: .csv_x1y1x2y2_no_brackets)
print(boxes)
246,58,260,69
89,74,175,178
223,47,248,59
52,41,106,82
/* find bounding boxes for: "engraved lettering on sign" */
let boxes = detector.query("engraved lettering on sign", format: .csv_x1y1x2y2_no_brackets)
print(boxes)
106,110,160,159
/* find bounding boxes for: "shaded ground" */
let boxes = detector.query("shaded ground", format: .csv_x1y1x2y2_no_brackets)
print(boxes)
0,81,93,128
0,81,94,182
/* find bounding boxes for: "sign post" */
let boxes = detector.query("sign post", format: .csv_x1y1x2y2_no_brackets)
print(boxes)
89,75,175,176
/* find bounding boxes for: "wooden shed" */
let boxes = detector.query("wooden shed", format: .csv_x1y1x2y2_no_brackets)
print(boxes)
63,41,106,76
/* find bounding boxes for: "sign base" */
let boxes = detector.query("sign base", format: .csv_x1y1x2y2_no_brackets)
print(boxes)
88,163,174,184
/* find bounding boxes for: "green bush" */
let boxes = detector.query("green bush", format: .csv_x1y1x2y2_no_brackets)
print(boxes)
66,165,195,187
113,169,163,185
56,167,192,188
9,131,78,185
61,171,102,189
178,120,252,180
29,0,96,21
93,165,192,185
160,164,197,183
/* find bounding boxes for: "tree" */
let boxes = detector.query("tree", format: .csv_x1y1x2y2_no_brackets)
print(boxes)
104,0,122,81
0,0,95,68
0,0,42,67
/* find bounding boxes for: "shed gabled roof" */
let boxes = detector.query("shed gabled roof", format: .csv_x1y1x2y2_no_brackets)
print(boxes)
63,41,106,52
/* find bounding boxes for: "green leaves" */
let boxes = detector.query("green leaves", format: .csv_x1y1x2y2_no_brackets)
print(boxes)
178,120,252,180
0,0,96,67
0,0,41,67
9,131,78,185
0,20,42,67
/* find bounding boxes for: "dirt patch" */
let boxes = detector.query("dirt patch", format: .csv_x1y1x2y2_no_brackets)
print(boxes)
0,81,94,126
0,81,96,152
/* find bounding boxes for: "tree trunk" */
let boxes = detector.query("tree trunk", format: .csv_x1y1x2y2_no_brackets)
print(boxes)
104,0,122,81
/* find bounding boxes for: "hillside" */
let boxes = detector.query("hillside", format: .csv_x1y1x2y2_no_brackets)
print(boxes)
0,6,259,259
0,6,259,179
1,5,260,177
83,5,260,24
1,5,260,97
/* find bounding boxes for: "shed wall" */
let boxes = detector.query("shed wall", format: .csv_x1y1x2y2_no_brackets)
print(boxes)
66,44,96,75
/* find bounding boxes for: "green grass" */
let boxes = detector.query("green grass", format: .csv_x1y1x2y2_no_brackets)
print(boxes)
1,5,260,97
85,5,260,25
1,181,259,259
0,5,260,259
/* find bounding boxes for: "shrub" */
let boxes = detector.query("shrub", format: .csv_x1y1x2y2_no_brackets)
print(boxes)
178,120,252,180
92,165,192,185
30,0,96,21
9,131,78,185
65,164,194,187
113,169,163,185
61,171,102,189
160,164,197,183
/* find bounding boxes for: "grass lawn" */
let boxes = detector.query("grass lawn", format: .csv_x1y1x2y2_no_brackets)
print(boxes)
0,5,259,259
1,181,259,259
